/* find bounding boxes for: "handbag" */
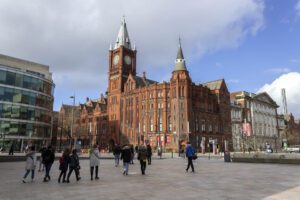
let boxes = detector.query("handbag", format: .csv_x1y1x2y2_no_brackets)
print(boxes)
192,154,198,160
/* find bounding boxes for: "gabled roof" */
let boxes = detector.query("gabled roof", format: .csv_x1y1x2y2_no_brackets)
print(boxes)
254,92,278,107
132,75,157,88
202,79,223,90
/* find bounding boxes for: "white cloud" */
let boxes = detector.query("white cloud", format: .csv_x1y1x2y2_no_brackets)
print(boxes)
265,68,291,74
0,0,265,109
257,72,300,118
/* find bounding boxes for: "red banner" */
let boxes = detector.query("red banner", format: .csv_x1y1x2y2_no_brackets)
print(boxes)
243,123,251,136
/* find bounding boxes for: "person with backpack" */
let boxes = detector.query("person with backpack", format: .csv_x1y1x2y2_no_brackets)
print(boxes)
43,146,55,182
58,148,70,183
66,149,81,182
120,144,131,175
146,144,152,165
113,144,121,167
185,142,195,173
22,145,36,183
90,144,100,180
138,144,148,175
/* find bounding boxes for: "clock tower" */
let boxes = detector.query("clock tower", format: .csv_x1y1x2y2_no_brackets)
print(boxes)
107,17,137,145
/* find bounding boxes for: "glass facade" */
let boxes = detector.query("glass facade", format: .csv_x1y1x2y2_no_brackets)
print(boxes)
0,64,54,151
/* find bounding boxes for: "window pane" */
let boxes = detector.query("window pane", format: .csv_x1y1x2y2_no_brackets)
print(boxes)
0,70,6,84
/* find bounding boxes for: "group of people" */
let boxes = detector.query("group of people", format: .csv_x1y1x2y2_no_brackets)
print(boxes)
113,143,152,175
21,142,197,183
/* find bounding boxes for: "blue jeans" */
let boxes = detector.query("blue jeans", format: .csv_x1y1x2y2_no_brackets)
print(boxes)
123,162,129,174
23,169,35,180
114,154,120,166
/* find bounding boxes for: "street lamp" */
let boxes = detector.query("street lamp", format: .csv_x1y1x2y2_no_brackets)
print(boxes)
70,95,75,149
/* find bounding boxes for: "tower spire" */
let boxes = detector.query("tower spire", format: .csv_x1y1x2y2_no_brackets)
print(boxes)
114,16,132,50
173,37,187,71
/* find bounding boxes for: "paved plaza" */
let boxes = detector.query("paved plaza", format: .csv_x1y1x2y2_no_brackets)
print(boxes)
0,157,299,200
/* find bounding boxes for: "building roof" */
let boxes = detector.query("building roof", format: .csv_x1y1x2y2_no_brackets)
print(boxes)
114,17,131,50
0,54,52,81
202,79,224,90
133,75,157,88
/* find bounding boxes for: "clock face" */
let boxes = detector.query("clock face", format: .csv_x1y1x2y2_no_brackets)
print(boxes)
113,55,119,65
124,55,132,65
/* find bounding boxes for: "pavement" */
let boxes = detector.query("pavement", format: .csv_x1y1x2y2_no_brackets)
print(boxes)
0,157,299,200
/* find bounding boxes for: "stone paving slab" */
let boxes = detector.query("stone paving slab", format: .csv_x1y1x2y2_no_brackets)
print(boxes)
0,157,299,200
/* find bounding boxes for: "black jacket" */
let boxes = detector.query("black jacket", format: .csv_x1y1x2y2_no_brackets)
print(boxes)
113,145,121,155
69,153,80,168
43,149,55,164
121,147,132,162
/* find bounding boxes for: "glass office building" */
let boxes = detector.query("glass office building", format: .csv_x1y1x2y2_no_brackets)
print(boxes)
0,54,55,151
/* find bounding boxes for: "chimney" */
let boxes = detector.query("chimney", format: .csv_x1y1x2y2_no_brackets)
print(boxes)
143,71,146,79
86,97,90,102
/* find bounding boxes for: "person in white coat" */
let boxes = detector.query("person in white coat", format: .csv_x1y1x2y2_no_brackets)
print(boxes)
90,144,100,180
22,145,37,183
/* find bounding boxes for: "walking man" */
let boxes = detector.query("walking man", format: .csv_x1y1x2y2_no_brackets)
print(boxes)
146,144,152,165
138,144,148,175
120,145,131,175
90,144,100,180
185,142,195,173
67,149,81,182
9,142,14,155
43,146,55,182
113,144,121,167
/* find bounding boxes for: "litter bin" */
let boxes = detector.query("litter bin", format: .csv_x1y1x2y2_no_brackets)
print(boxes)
224,151,231,162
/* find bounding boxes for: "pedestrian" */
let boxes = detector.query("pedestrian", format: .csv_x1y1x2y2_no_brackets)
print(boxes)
120,145,131,175
22,145,36,183
146,144,152,165
67,149,81,182
113,144,121,167
138,144,148,175
38,146,46,172
58,148,70,183
185,142,195,173
9,142,14,155
43,145,55,182
157,146,162,159
90,144,100,180
130,144,134,164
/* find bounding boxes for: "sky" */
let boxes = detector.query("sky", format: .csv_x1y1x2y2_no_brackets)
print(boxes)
0,0,299,118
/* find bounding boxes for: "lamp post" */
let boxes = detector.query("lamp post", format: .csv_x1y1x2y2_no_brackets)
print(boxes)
70,95,75,149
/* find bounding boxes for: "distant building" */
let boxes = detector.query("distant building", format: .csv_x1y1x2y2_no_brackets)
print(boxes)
231,100,243,151
57,104,80,151
231,91,279,151
0,54,55,151
278,114,300,147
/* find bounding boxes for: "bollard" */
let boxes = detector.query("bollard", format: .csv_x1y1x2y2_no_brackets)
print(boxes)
171,151,173,159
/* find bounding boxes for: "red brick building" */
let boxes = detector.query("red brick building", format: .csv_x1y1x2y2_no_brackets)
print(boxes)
76,18,232,152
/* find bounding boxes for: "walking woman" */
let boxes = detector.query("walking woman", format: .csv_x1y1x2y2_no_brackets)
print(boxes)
146,144,152,165
58,148,70,183
66,149,81,183
22,146,37,183
185,142,195,173
90,144,100,180
138,144,148,175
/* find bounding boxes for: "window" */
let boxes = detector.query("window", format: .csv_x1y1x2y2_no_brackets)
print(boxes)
150,116,153,132
168,116,171,132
